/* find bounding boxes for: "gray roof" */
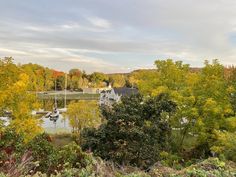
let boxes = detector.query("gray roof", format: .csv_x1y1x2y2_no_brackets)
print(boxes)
113,87,138,96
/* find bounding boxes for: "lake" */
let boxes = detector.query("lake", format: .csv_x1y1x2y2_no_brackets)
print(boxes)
1,92,100,134
42,114,72,134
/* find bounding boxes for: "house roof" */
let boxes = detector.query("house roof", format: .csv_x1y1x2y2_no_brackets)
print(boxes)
113,87,138,96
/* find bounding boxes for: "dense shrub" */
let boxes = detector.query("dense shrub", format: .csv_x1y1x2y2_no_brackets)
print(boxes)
182,158,235,177
149,158,236,177
0,129,25,164
82,94,176,168
0,131,97,175
26,133,59,173
211,131,236,162
1,130,236,176
0,129,35,176
159,151,182,169
58,142,93,169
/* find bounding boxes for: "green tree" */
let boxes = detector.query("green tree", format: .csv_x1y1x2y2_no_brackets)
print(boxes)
133,59,233,155
129,69,158,95
108,74,126,87
227,66,236,115
82,94,176,168
134,60,193,150
89,72,108,87
68,69,83,90
191,60,233,154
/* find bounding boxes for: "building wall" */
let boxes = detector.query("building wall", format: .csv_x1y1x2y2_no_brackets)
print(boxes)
99,89,121,106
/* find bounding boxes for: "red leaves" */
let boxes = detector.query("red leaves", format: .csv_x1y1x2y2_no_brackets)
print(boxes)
52,70,65,78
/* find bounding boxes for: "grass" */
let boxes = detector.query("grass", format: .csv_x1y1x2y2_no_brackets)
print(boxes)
171,129,198,150
50,133,74,147
43,127,72,134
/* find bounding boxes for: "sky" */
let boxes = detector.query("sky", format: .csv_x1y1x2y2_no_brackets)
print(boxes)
0,0,236,73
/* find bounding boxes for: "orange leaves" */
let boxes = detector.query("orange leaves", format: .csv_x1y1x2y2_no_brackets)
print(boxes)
52,70,65,78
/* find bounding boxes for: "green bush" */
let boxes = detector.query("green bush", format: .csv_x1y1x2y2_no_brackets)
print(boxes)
82,94,176,168
160,151,182,169
26,133,59,173
211,131,236,162
0,173,7,177
182,158,234,177
116,172,151,177
0,128,26,173
58,142,93,169
0,128,25,158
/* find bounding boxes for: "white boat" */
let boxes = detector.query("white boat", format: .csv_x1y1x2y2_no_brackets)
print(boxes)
49,108,60,122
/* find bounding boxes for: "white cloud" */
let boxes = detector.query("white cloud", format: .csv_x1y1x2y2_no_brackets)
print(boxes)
87,17,111,29
1,0,236,72
0,44,122,73
0,48,28,55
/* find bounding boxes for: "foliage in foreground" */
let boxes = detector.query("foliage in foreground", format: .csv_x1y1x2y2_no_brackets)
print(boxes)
0,130,149,177
150,158,236,177
1,122,236,177
0,130,93,176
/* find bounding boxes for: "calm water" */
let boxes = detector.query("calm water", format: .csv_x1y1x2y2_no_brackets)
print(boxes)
1,115,72,134
1,99,99,134
42,114,72,134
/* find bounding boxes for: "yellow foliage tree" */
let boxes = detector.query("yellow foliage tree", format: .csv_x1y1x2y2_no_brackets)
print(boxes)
134,59,234,151
66,100,101,139
0,57,42,142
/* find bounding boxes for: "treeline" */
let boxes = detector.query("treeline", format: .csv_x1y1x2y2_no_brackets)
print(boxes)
8,56,236,93
0,57,132,91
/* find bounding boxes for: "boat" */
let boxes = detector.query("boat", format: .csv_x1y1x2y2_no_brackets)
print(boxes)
48,73,67,122
33,73,68,123
49,108,60,122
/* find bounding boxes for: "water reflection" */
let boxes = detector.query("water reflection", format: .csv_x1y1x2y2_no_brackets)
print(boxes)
40,99,71,133
42,114,72,134
2,99,98,134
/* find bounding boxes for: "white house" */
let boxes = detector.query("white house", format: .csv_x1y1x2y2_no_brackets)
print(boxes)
99,87,138,106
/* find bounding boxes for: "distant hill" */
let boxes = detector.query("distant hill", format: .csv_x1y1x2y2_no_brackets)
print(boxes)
106,67,201,76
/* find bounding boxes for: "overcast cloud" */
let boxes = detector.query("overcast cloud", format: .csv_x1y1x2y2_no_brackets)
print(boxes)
0,0,236,73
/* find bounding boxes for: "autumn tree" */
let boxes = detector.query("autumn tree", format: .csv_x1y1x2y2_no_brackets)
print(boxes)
89,72,108,87
66,101,101,141
133,59,234,154
21,63,54,91
52,70,65,90
129,69,163,95
0,57,42,142
108,74,126,87
190,60,233,155
68,69,81,90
